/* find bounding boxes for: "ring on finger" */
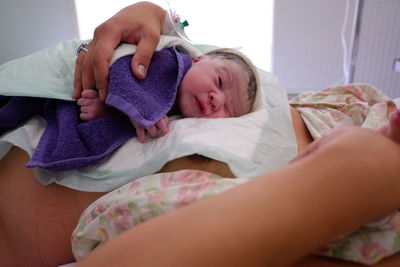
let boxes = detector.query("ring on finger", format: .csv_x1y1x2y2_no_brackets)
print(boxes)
76,42,89,56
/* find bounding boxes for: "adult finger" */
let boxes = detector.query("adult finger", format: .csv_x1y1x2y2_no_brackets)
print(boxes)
75,41,97,97
73,52,86,99
81,53,96,94
91,36,120,101
131,32,160,79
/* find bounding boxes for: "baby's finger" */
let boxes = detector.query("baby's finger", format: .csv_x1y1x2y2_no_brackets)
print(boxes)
80,112,91,121
130,119,146,143
77,98,94,106
147,125,158,138
155,117,169,137
136,127,146,143
80,106,92,113
81,89,99,99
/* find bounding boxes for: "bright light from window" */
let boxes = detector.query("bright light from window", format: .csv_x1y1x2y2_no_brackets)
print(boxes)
74,0,274,71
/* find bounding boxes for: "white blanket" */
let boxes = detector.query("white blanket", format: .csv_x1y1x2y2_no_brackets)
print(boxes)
0,37,297,192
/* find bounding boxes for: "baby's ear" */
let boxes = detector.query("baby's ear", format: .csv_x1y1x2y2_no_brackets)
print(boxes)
193,56,204,63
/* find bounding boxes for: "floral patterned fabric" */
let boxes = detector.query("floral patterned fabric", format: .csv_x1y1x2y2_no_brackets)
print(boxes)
290,83,397,139
290,83,399,265
71,170,247,261
72,84,399,265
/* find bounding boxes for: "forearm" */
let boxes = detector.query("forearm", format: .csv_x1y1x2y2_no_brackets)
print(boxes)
78,128,400,267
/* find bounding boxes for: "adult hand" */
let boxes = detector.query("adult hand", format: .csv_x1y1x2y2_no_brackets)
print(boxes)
290,126,356,163
131,116,169,143
73,2,166,101
293,111,400,163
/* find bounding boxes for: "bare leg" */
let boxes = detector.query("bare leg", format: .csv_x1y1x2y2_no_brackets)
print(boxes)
77,89,114,121
77,127,400,267
0,147,105,267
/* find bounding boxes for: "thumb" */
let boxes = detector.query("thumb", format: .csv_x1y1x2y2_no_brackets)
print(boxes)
386,110,400,144
131,35,159,79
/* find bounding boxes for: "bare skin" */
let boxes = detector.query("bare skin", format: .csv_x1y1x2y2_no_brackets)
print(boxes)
1,108,400,267
1,2,399,265
73,2,166,101
0,107,302,267
78,124,400,267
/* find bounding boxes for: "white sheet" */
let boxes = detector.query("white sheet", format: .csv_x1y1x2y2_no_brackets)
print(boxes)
0,38,297,192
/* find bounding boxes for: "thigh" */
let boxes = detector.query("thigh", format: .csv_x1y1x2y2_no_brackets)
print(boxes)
0,147,105,267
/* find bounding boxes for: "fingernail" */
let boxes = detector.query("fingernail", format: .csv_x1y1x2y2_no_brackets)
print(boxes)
138,64,146,77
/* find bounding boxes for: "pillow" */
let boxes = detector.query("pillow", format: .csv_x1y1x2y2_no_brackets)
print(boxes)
0,39,297,192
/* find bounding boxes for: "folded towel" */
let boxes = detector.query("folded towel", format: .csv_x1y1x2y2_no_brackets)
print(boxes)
0,47,192,171
107,46,192,127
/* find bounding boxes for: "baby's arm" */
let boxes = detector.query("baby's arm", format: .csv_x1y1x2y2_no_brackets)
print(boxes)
130,116,169,143
77,89,114,121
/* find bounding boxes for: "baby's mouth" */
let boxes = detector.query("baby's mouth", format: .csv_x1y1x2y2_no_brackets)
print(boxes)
196,97,205,114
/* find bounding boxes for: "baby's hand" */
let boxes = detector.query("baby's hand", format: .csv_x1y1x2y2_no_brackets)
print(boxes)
131,116,169,143
77,89,113,121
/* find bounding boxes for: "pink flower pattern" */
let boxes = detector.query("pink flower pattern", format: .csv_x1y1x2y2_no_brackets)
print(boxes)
361,242,389,264
105,203,133,230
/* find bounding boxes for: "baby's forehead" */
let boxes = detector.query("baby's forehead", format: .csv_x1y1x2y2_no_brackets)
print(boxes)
223,62,252,116
205,50,259,115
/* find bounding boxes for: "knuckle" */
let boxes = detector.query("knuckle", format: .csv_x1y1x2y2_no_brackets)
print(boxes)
94,22,111,37
76,54,85,65
145,30,160,43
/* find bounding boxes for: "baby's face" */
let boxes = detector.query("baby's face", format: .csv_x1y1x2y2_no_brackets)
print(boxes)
178,56,249,118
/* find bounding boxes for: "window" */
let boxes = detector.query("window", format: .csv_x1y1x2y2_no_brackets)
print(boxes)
74,0,274,71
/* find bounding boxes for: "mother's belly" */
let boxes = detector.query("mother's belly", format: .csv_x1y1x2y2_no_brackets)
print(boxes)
290,106,313,153
0,147,105,267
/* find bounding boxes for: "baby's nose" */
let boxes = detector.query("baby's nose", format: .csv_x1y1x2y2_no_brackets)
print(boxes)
209,91,224,111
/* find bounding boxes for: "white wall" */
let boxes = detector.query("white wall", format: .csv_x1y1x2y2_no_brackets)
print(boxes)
75,0,274,71
273,0,400,98
354,0,400,98
0,0,79,64
273,0,355,94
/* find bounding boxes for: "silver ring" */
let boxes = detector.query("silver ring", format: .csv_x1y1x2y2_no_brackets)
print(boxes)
76,42,89,56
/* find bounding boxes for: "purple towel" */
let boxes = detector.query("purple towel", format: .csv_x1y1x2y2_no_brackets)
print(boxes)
107,46,192,128
0,47,192,171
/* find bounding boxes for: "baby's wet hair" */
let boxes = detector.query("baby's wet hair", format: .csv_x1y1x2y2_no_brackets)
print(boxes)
205,48,259,115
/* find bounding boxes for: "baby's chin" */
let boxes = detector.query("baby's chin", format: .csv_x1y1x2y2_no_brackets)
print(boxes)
180,109,200,118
